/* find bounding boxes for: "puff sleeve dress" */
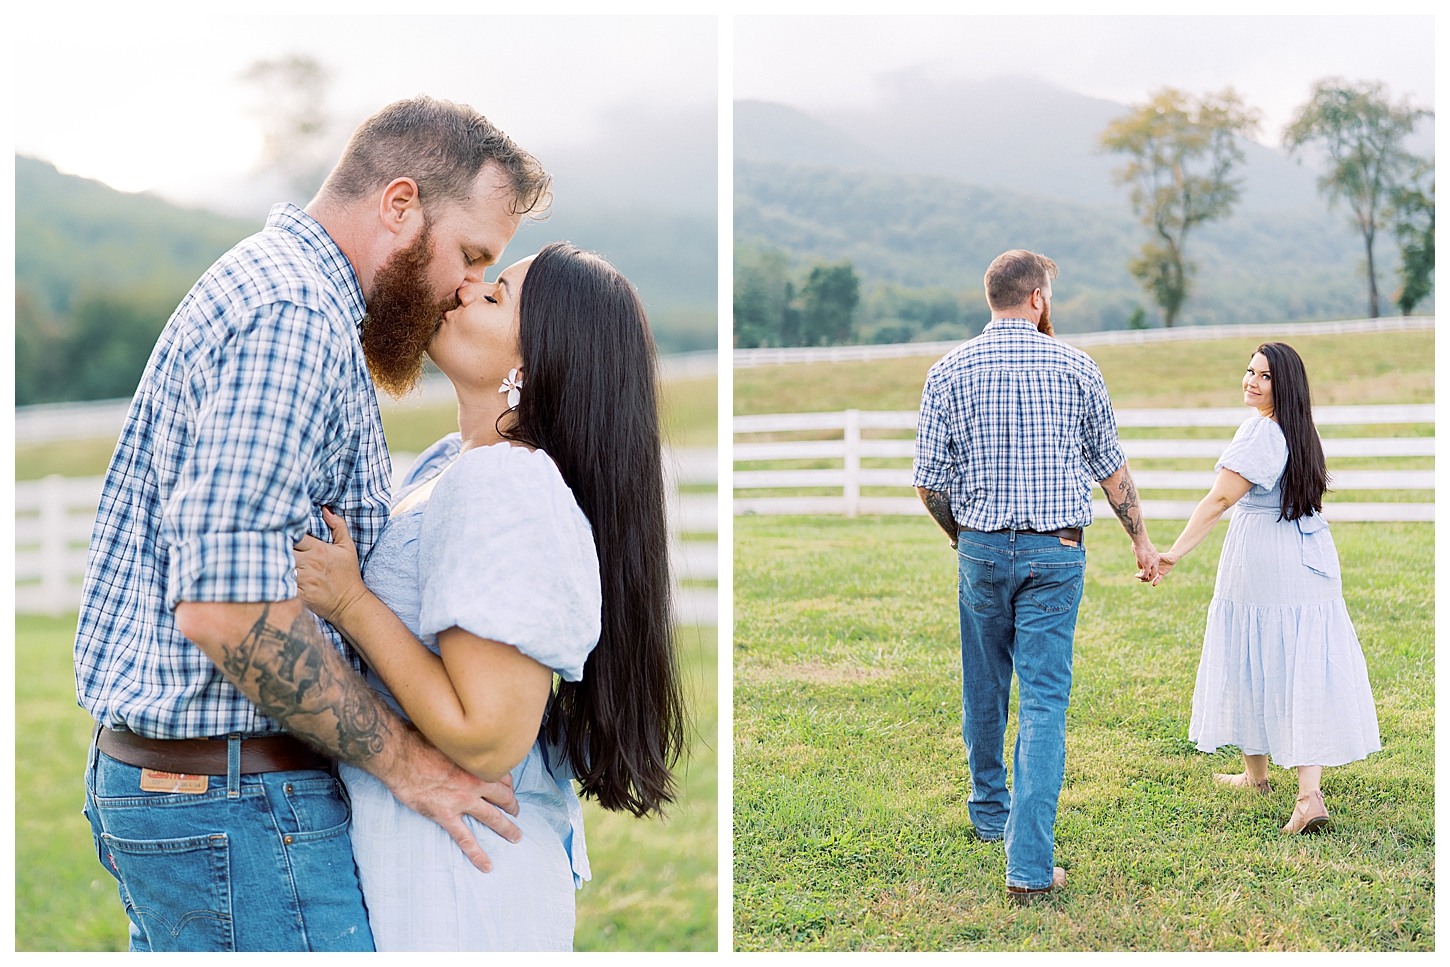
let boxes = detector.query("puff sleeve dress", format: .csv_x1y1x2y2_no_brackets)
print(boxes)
1188,416,1380,768
337,436,601,951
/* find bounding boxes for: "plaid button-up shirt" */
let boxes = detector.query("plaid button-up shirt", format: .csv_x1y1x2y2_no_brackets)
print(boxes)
74,204,393,739
912,317,1125,533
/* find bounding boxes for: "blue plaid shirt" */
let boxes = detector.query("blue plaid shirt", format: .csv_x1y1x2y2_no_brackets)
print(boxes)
74,204,393,739
913,317,1125,532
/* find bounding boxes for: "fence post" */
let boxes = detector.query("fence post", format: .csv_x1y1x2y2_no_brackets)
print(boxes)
39,474,67,617
843,409,861,518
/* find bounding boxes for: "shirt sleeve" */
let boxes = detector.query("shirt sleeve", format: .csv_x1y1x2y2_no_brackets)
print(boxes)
1216,417,1289,489
416,444,602,682
912,370,958,490
164,302,343,608
1079,364,1126,481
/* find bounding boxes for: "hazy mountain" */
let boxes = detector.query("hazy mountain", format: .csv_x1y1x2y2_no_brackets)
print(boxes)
736,75,1434,214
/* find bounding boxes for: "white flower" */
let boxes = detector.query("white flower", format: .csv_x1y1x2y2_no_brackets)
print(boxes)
499,368,524,408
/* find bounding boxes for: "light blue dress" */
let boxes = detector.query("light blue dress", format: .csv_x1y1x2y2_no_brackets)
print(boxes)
338,435,601,951
1189,416,1381,768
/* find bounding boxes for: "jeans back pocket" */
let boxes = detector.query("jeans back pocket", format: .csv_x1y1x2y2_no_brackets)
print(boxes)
958,551,996,614
1025,559,1086,614
101,831,235,951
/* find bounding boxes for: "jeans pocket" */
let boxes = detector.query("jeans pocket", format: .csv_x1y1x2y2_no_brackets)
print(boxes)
100,831,235,951
958,552,995,614
1026,559,1085,614
281,775,350,833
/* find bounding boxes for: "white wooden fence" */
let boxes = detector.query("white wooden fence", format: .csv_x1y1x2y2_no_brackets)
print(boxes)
16,447,719,623
734,405,1434,522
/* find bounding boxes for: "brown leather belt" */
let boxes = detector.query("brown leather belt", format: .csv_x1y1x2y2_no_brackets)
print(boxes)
965,526,1084,543
97,727,331,775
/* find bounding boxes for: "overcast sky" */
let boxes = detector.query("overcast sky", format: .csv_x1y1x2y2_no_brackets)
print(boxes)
14,14,716,199
736,15,1435,147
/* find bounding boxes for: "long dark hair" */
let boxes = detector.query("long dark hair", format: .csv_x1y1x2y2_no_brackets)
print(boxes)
503,241,684,817
1256,342,1326,521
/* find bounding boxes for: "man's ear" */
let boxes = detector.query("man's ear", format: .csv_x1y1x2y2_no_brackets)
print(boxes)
378,177,422,236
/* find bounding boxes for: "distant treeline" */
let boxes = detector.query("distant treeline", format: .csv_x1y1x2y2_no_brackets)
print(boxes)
735,245,990,348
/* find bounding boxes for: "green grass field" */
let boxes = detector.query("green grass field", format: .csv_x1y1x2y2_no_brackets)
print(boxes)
15,616,717,952
733,330,1434,415
732,516,1434,951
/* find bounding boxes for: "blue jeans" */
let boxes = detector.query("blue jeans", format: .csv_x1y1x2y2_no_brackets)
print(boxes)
956,528,1085,890
83,734,375,951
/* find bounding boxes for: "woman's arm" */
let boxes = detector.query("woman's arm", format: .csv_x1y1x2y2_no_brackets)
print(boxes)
1154,468,1254,584
295,508,553,782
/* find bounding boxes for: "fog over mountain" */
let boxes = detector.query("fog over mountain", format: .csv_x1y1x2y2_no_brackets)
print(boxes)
737,74,1433,214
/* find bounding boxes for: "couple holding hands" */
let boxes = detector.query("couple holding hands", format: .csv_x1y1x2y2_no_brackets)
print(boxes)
913,250,1381,903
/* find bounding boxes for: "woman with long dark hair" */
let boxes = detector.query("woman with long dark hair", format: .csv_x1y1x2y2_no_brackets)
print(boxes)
293,242,684,949
1153,343,1380,835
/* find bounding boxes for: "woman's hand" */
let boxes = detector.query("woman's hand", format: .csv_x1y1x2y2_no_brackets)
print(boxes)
1148,550,1180,586
295,507,368,628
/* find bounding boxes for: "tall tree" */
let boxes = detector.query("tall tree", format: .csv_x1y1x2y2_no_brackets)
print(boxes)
733,246,794,348
1391,163,1434,316
1283,78,1429,318
242,54,336,199
799,261,860,345
1101,88,1260,327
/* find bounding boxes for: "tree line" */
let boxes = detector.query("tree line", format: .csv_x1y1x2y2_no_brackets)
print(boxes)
1102,78,1433,326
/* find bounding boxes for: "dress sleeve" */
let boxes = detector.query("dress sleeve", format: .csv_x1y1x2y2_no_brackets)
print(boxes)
1215,417,1289,489
416,444,602,682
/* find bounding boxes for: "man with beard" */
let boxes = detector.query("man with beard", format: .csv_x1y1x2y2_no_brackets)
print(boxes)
74,96,550,951
912,249,1160,904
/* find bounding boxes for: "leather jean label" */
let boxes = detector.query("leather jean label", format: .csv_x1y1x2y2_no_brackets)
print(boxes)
139,769,209,794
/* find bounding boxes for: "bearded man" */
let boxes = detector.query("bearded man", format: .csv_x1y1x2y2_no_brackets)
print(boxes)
913,249,1159,904
74,96,550,951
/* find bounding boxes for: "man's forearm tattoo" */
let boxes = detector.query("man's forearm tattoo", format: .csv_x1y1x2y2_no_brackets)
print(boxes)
921,489,959,543
1105,472,1144,537
220,603,391,764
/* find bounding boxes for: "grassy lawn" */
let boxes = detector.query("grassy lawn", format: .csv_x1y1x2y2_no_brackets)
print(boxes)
733,330,1434,415
733,515,1433,951
15,616,717,951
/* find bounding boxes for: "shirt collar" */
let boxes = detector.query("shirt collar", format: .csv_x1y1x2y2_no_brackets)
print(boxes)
264,203,367,330
984,317,1039,333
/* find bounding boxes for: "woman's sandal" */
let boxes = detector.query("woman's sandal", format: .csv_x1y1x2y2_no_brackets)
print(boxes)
1213,772,1272,795
1282,790,1333,835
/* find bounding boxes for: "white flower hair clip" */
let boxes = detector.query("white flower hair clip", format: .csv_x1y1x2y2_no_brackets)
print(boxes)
499,368,524,408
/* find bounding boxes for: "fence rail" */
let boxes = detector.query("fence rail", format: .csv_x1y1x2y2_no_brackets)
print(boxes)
734,406,1433,522
733,316,1434,368
16,448,719,623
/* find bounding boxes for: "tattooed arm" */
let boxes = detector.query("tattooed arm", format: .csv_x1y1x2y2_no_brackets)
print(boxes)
1096,461,1161,582
174,598,520,873
916,487,959,547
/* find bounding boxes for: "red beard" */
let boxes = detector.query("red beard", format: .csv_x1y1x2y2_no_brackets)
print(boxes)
1036,300,1054,337
360,221,459,398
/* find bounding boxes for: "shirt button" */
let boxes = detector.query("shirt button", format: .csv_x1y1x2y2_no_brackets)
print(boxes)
284,835,294,845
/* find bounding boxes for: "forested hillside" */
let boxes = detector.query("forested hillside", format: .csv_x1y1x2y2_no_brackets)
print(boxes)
16,155,716,404
735,159,1401,339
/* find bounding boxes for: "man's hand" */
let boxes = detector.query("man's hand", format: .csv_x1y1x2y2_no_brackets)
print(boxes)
175,597,519,873
380,726,522,874
1133,538,1161,584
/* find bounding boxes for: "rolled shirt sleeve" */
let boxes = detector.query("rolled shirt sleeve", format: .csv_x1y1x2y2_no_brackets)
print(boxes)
163,302,340,608
912,372,958,491
1079,364,1126,482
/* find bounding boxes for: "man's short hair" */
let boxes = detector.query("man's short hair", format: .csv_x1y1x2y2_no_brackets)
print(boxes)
319,96,551,217
984,250,1059,310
